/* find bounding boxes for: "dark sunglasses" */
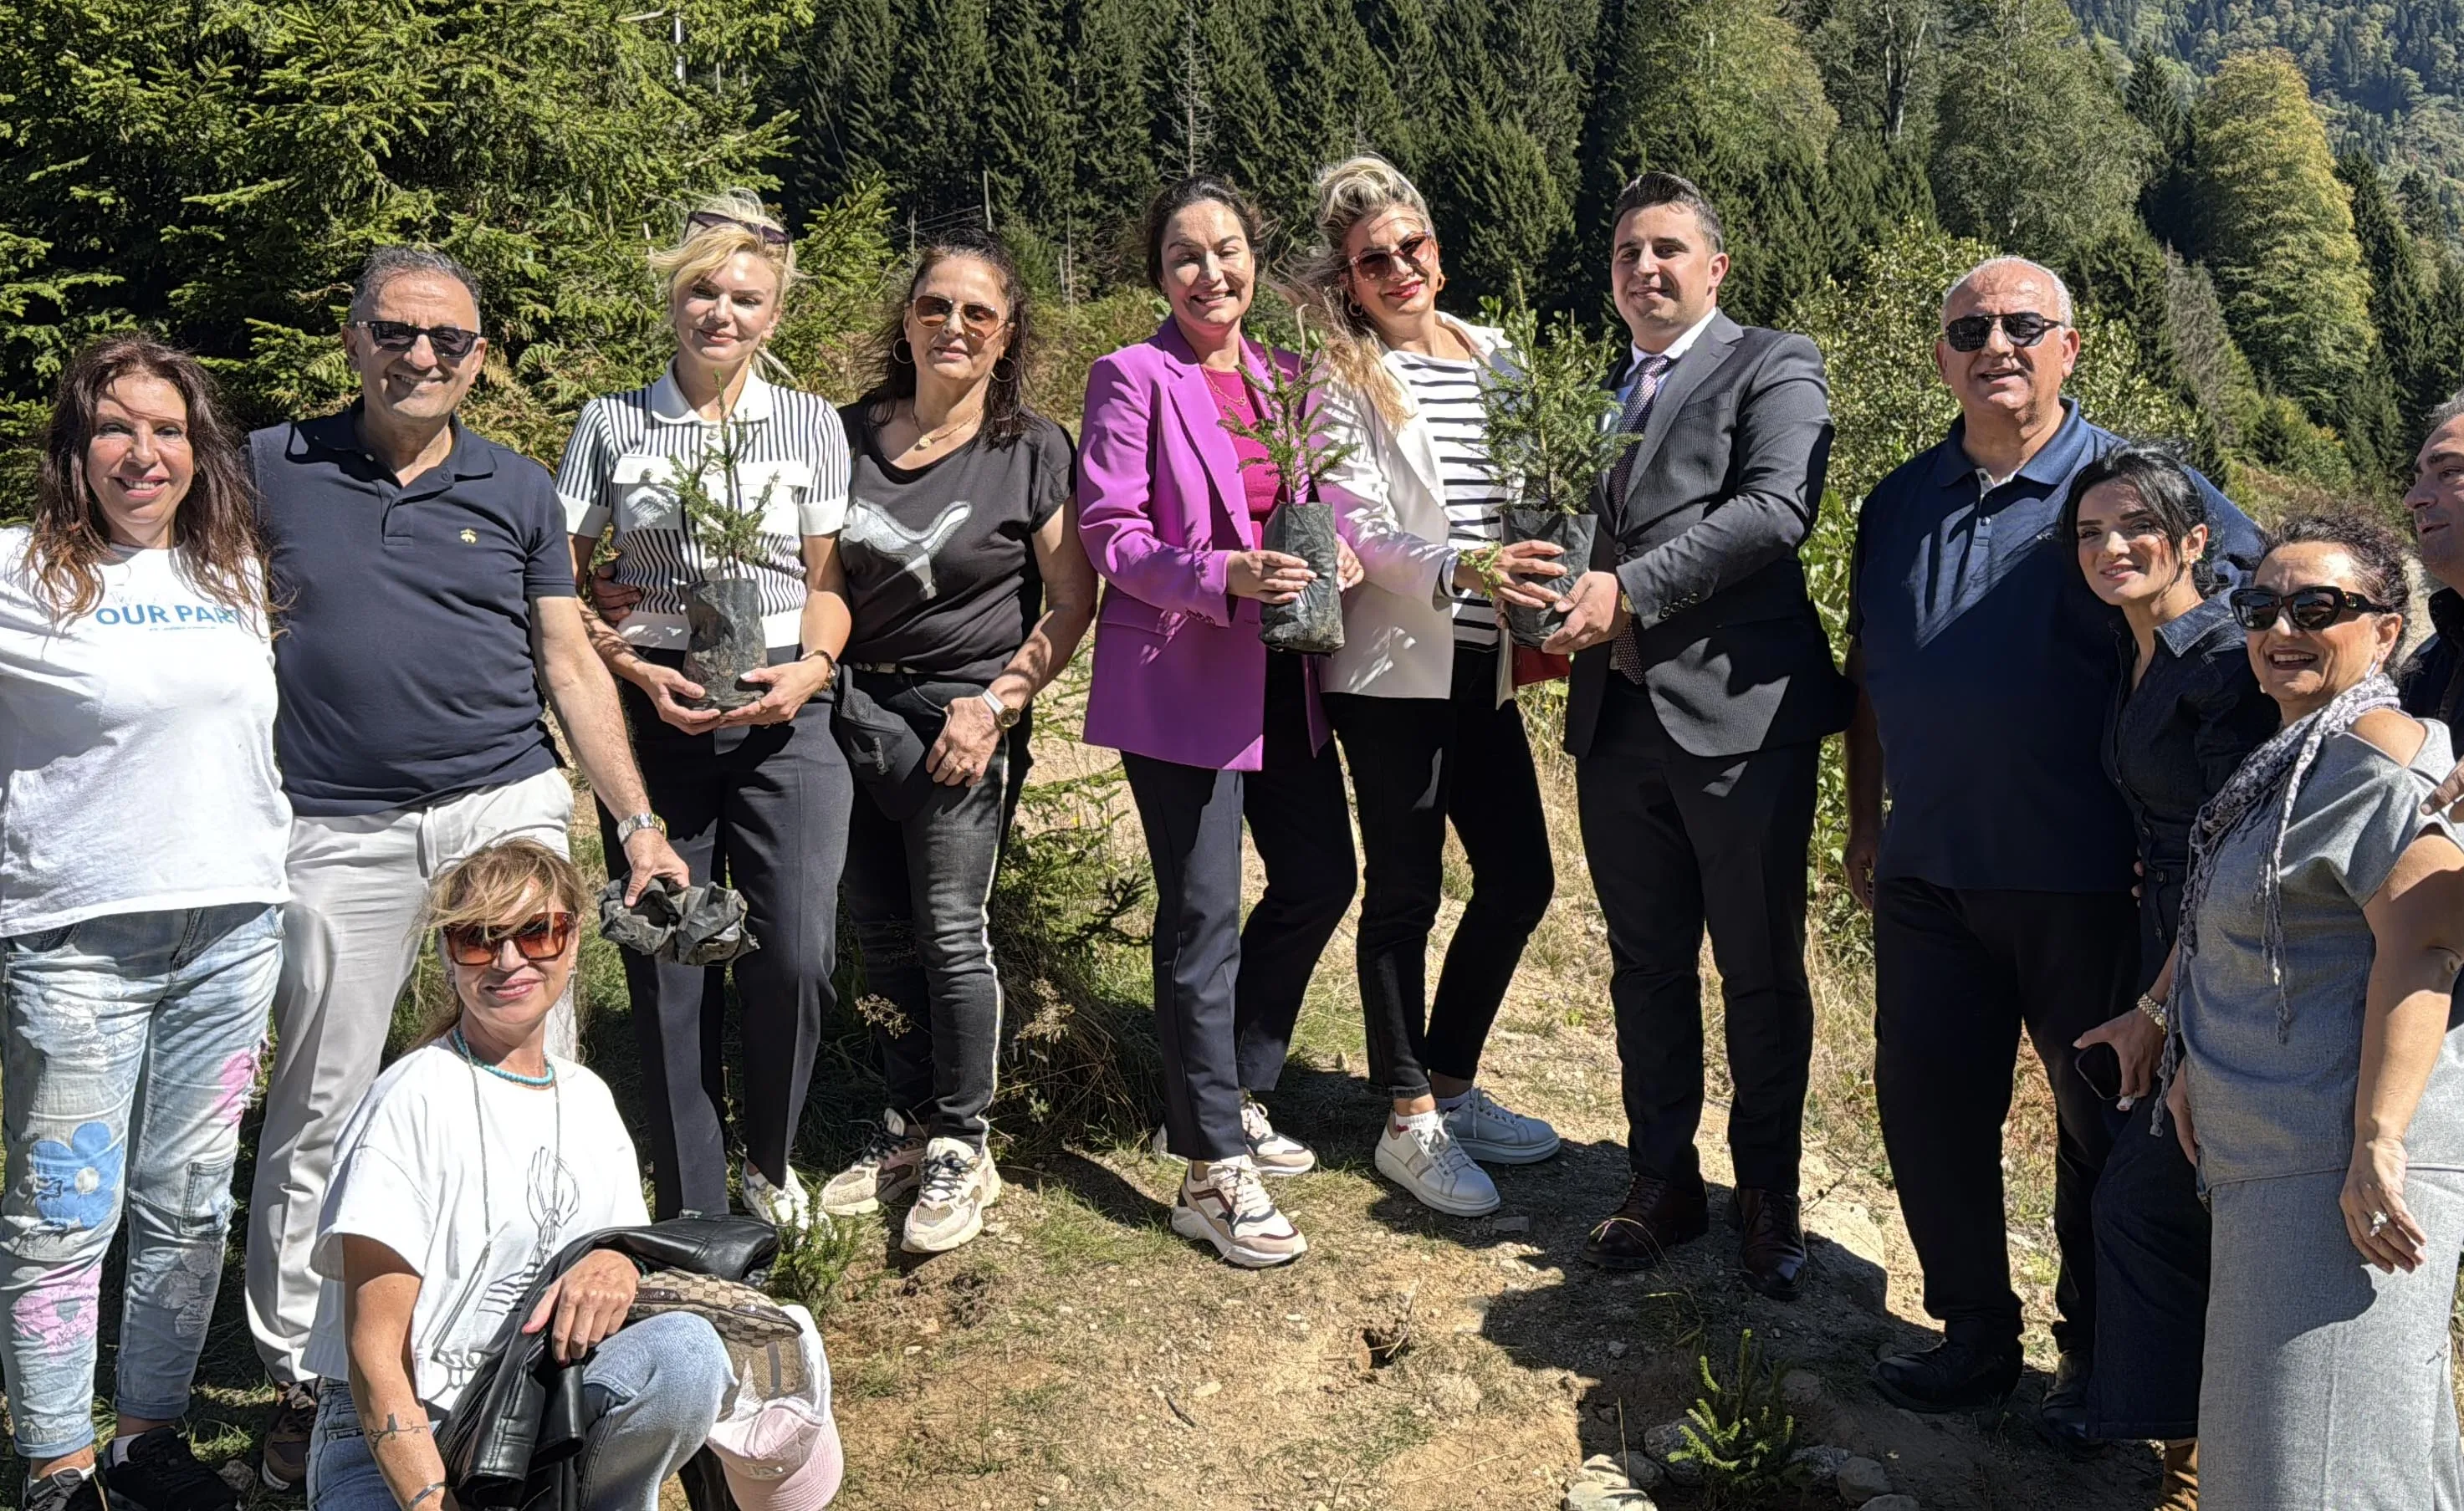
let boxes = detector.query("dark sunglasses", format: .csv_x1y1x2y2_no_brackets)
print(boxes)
353,319,481,362
688,210,791,248
2228,584,2395,632
908,293,1007,340
1941,311,2068,353
442,911,575,967
1349,232,1435,283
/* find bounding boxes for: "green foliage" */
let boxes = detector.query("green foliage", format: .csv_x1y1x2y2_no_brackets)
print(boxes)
2189,50,2378,418
1474,294,1631,515
764,1212,866,1313
671,419,780,573
1218,316,1357,500
1928,0,2153,261
1670,1330,1807,1507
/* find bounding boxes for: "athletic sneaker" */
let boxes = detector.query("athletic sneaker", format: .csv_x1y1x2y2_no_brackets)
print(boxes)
24,1467,104,1511
260,1378,320,1490
1241,1095,1318,1176
1377,1109,1502,1216
742,1161,812,1229
105,1426,239,1511
820,1110,926,1217
902,1137,1001,1254
1171,1156,1308,1268
1442,1085,1562,1164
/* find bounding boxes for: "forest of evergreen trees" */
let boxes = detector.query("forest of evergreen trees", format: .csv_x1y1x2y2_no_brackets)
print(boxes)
5,0,2464,511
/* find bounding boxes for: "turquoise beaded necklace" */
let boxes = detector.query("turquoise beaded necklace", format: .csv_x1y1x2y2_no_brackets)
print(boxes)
450,1026,557,1087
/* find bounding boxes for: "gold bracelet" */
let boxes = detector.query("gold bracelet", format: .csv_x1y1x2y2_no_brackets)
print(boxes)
2136,993,2170,1033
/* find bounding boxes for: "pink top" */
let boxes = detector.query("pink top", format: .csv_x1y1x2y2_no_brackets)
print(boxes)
1203,365,1283,522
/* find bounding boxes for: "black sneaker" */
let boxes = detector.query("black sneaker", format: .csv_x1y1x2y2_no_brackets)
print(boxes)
1870,1336,2022,1414
260,1380,319,1490
2033,1349,2104,1459
103,1427,239,1511
24,1466,106,1511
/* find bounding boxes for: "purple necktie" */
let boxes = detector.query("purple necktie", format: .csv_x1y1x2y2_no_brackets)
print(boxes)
1609,353,1674,684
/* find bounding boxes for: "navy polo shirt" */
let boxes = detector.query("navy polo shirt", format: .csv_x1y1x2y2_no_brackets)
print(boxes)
1849,400,2262,892
251,406,574,816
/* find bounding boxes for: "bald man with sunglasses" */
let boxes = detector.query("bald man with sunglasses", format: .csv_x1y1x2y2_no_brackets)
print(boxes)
238,246,686,1488
1842,258,2262,1422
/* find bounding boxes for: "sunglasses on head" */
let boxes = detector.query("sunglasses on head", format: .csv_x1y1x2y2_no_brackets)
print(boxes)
1941,311,2067,353
2227,584,2395,632
442,911,575,967
1349,232,1435,283
353,319,481,362
908,293,1007,340
688,210,791,249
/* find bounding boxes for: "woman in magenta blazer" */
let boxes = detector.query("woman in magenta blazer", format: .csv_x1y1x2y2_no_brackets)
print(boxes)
1078,176,1356,1269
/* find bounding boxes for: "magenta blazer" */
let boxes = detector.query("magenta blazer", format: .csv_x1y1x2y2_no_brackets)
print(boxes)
1077,320,1332,771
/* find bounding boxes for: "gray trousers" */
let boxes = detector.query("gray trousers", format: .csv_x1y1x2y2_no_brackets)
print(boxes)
246,767,577,1385
2202,1166,2464,1509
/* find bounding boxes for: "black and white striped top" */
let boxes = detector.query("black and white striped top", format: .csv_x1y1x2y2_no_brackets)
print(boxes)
555,365,852,652
1391,351,1505,649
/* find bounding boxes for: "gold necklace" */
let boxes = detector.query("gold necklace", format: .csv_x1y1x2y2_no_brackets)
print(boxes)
900,400,981,456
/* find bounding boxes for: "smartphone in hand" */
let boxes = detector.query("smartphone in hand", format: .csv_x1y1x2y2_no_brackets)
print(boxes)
2075,1041,2124,1102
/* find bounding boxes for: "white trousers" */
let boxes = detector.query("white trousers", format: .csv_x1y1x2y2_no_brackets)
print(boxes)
244,768,577,1383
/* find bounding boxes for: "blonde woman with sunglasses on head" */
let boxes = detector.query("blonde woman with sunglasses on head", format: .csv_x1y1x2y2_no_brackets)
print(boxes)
1296,154,1567,1221
304,841,733,1511
559,191,855,1231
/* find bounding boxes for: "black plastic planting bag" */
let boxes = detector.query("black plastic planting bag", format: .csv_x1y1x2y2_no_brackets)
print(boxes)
1258,495,1346,655
1500,509,1597,648
682,575,766,710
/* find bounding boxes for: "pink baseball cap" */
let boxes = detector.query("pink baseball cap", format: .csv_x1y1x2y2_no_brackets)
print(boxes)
706,1301,843,1511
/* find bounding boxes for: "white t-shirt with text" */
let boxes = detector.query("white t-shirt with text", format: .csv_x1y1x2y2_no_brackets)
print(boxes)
305,1044,650,1412
0,527,289,934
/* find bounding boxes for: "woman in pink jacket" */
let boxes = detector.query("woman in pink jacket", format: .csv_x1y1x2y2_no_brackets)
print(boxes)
1078,176,1356,1269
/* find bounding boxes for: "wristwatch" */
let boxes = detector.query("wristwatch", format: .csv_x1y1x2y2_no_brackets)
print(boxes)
2136,992,2170,1033
977,688,1022,730
614,812,667,845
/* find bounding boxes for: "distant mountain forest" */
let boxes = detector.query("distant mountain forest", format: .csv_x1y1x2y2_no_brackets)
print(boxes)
5,0,2463,510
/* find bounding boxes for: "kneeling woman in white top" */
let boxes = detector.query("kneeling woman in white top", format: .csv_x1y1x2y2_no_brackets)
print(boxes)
1302,156,1568,1217
305,841,732,1511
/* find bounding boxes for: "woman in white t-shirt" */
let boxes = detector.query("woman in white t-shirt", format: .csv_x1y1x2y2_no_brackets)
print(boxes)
305,840,732,1511
0,335,290,1511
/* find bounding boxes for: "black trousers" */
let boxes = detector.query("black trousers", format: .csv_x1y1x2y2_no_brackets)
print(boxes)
1574,676,1819,1193
1873,878,2136,1355
1119,654,1355,1161
2088,1095,2206,1438
604,661,851,1220
1325,645,1552,1100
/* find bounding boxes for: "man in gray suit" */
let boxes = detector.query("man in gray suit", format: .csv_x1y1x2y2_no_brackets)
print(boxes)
1546,171,1851,1298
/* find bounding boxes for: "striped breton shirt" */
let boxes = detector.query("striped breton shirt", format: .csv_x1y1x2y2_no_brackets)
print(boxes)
555,365,851,652
1389,350,1505,649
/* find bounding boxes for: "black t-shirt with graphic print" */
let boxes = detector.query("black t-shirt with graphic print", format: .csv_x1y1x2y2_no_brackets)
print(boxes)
837,404,1076,683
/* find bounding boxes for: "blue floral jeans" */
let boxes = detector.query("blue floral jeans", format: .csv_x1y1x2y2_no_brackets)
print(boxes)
0,902,281,1457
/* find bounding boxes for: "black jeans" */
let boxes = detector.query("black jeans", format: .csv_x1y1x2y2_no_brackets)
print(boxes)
2088,1095,2206,1438
841,671,1025,1151
1575,676,1819,1193
1873,878,2136,1355
606,653,851,1220
1325,645,1552,1100
1119,654,1355,1161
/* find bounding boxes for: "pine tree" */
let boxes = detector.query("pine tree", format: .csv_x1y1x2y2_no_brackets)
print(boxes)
2187,50,2375,421
1926,0,2152,262
2342,149,2464,453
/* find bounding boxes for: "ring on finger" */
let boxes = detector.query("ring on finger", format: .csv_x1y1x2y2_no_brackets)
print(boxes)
2370,1210,2390,1235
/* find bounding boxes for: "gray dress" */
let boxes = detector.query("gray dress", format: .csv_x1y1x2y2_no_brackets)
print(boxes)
2177,722,2464,1508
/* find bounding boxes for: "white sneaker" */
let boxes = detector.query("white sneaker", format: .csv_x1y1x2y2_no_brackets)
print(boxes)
1442,1085,1562,1164
742,1161,812,1228
902,1137,1001,1254
1170,1156,1307,1268
1241,1095,1317,1176
820,1110,925,1217
1377,1110,1501,1216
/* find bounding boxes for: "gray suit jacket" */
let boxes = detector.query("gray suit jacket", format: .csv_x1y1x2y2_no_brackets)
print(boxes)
1563,309,1853,760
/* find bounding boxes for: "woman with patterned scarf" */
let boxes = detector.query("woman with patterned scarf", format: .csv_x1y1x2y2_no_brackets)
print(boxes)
2167,512,2464,1506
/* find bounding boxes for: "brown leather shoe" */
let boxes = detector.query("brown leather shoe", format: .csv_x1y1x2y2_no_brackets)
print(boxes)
1581,1169,1709,1270
1733,1187,1807,1300
2156,1439,2197,1511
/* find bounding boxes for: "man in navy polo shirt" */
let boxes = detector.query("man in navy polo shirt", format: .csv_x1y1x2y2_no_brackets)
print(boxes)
1843,258,2259,1418
240,247,688,1488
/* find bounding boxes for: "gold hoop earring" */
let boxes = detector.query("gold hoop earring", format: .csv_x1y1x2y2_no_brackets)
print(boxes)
892,335,914,365
992,356,1017,383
